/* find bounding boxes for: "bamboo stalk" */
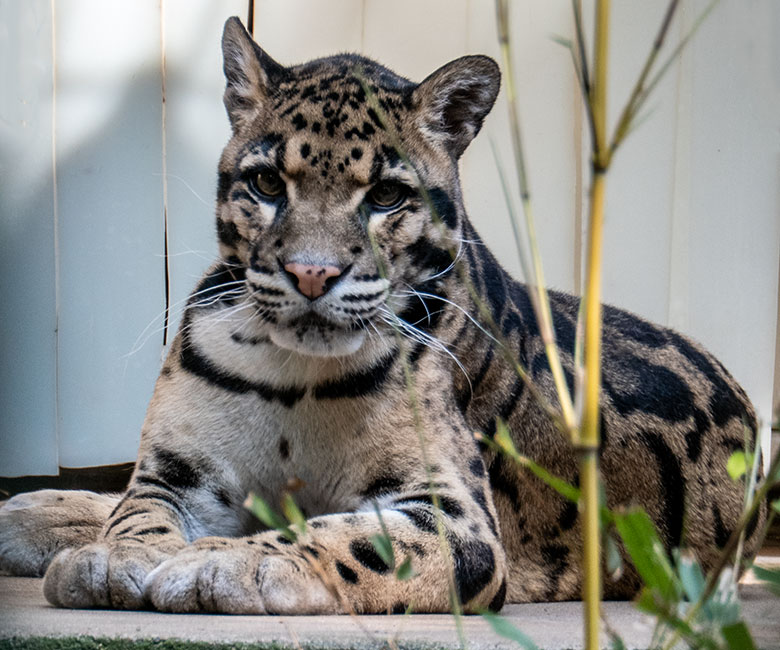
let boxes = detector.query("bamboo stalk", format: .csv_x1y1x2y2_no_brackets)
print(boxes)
580,2,610,649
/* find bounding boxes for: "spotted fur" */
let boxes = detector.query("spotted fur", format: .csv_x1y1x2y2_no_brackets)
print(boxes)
0,17,765,613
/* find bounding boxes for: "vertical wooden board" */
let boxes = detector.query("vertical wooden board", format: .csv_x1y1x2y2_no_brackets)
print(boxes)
55,0,165,467
683,0,780,448
598,1,679,326
253,0,363,63
162,0,247,341
461,2,579,291
0,0,58,476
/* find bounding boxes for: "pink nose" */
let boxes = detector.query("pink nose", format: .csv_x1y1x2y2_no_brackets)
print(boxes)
284,262,342,299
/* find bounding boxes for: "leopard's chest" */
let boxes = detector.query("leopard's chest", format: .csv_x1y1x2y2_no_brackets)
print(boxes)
186,312,396,517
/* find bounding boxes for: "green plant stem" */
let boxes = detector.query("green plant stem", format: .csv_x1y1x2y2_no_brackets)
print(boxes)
496,0,577,436
580,3,610,649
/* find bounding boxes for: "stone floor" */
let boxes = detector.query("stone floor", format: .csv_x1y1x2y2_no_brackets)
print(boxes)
1,574,778,650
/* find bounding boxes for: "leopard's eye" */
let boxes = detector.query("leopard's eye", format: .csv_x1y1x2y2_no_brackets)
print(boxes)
253,168,285,198
365,181,408,210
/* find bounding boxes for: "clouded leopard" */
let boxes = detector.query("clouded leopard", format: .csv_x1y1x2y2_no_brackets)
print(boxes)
0,17,765,614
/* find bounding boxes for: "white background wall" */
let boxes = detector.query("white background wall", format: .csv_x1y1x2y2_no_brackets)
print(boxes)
0,0,778,476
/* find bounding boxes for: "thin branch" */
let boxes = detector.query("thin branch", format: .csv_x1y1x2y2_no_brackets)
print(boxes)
495,0,578,434
609,0,680,157
571,0,598,151
637,0,719,115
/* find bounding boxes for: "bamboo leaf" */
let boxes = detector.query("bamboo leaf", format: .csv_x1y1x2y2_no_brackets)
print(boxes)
550,34,573,49
613,507,679,603
395,556,417,581
495,420,581,503
243,492,296,542
370,533,394,571
281,492,307,536
751,565,780,597
721,621,757,650
480,611,540,649
727,451,752,481
677,554,705,604
494,418,519,457
634,587,661,616
608,635,628,650
369,501,396,571
605,532,623,578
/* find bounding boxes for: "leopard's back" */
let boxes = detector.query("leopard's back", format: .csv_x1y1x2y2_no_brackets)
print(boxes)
448,236,763,600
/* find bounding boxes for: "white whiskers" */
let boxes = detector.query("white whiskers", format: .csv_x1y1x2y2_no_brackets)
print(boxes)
125,279,247,357
377,305,470,388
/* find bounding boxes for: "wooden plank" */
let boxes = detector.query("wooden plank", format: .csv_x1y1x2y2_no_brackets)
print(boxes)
55,0,165,467
162,0,247,341
680,0,779,456
0,0,58,476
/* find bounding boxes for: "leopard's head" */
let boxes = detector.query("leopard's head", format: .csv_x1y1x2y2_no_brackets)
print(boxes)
215,17,500,357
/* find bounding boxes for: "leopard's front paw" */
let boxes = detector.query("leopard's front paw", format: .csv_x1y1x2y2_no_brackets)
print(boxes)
43,542,170,609
146,538,339,614
145,539,266,613
257,555,340,615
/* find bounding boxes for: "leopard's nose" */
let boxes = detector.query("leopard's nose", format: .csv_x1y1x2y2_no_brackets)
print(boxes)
283,262,343,300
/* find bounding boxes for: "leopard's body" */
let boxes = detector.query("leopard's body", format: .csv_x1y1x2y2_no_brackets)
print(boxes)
0,17,765,614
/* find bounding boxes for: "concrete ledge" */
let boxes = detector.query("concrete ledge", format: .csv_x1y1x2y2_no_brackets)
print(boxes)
0,577,778,650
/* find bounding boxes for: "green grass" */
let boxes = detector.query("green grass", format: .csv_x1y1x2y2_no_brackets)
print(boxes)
0,638,454,650
0,639,292,650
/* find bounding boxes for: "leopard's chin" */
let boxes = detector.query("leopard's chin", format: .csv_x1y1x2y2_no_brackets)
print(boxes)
268,317,367,358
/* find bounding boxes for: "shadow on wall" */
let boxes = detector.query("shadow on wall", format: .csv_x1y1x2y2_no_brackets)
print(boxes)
0,6,232,475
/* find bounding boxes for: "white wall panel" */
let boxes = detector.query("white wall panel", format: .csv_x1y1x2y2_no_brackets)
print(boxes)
55,0,165,467
0,1,777,474
254,0,364,62
162,0,247,341
0,0,58,476
461,2,580,291
600,1,680,325
682,0,779,452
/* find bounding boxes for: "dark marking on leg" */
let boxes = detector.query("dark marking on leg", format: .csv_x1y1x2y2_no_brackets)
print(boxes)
349,538,389,574
153,447,202,490
451,538,495,605
639,430,685,550
712,504,731,549
393,493,464,518
487,579,507,612
361,474,404,499
541,543,569,600
470,487,498,536
396,507,437,534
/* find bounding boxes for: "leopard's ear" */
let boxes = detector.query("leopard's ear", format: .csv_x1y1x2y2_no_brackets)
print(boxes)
412,55,501,159
221,17,286,132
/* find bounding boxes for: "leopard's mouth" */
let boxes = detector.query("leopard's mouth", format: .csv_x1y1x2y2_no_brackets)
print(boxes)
266,311,368,357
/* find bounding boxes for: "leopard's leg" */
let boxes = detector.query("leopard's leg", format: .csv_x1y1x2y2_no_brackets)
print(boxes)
42,446,247,610
147,465,507,615
0,490,119,577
